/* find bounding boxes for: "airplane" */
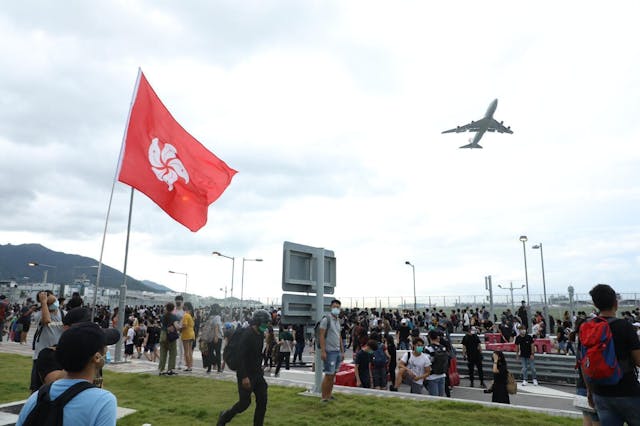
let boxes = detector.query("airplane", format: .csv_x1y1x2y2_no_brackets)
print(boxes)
442,99,513,149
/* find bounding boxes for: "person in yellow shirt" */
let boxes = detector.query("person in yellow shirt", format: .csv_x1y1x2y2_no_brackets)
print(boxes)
181,302,195,372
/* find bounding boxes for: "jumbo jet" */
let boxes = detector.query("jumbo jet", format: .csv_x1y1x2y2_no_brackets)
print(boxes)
442,99,513,149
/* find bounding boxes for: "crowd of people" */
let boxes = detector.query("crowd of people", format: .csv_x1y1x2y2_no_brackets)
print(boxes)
2,285,640,425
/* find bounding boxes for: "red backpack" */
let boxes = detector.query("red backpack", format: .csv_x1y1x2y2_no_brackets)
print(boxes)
578,316,623,385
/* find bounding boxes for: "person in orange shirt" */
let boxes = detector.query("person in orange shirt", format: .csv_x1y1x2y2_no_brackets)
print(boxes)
181,302,195,372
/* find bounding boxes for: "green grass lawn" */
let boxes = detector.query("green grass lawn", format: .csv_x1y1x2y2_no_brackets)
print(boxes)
0,353,580,425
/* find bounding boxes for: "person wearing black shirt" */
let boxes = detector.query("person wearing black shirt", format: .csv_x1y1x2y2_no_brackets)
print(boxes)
515,326,538,386
461,327,485,388
397,319,411,350
583,284,640,425
218,310,271,426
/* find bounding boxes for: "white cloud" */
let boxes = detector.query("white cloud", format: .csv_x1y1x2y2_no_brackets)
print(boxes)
2,1,640,304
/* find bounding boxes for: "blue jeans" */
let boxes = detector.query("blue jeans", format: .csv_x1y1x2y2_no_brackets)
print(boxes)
398,341,410,350
593,394,640,426
323,350,341,374
425,377,446,397
520,357,537,381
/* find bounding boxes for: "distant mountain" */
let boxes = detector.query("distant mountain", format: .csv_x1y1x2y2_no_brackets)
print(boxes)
142,280,175,293
0,243,173,293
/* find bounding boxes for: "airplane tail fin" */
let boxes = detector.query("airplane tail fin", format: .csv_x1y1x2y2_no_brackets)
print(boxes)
459,143,483,149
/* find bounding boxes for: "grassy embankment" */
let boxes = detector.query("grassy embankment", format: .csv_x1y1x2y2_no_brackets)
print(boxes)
0,353,579,426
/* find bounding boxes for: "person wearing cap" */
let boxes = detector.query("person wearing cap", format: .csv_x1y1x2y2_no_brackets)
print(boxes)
218,309,271,426
35,307,94,388
16,322,120,426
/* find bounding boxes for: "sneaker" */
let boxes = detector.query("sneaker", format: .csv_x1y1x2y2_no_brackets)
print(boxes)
521,380,527,386
533,379,538,386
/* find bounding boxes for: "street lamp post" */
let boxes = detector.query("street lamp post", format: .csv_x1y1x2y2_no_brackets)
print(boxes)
498,282,525,310
405,261,417,313
241,258,263,308
532,243,550,336
168,270,188,294
213,251,235,300
28,262,57,292
519,236,532,332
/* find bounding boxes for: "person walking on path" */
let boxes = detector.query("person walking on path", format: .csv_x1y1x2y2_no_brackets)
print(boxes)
461,326,486,388
218,309,271,426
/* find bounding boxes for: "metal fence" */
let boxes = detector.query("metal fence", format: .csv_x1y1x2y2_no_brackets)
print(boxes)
247,292,640,311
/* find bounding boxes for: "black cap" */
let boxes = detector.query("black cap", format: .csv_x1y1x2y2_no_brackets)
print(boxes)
55,322,120,372
63,307,92,326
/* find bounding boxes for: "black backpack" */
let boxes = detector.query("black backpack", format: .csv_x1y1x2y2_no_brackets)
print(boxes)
429,344,449,375
223,327,246,371
314,316,332,349
24,381,95,426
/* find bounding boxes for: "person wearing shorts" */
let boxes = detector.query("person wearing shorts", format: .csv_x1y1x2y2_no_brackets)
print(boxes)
393,337,432,394
319,299,344,402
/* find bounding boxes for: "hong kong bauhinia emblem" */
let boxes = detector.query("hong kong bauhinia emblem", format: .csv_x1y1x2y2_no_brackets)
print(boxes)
148,137,190,191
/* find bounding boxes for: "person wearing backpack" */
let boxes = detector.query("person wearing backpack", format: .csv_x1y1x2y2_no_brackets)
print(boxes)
581,284,640,426
371,337,390,390
16,322,120,426
217,309,271,426
424,330,448,396
318,299,345,402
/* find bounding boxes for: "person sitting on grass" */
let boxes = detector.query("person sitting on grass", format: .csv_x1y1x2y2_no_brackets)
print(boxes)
17,322,120,426
355,339,375,388
392,337,431,394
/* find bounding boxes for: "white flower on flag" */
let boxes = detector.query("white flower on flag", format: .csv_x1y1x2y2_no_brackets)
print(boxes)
148,137,190,191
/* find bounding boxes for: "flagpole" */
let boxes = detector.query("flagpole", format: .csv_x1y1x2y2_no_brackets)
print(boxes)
92,68,142,321
114,187,134,363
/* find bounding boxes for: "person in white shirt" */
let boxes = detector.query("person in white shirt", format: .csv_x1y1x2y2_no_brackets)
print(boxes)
392,337,431,394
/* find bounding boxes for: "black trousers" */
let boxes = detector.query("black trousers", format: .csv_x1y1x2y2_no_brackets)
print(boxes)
274,352,290,375
467,357,484,385
220,374,268,426
211,339,222,371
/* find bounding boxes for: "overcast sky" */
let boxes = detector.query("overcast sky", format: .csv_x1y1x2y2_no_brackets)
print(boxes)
2,1,640,305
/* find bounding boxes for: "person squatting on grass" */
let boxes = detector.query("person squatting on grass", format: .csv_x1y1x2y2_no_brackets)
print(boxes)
218,309,271,426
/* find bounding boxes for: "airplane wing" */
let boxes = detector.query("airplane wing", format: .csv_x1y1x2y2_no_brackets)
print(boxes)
488,118,513,134
441,117,487,134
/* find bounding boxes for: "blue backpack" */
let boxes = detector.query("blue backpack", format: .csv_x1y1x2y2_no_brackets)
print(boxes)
372,345,388,368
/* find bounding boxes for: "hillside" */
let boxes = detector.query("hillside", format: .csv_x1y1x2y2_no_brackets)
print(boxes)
0,243,175,293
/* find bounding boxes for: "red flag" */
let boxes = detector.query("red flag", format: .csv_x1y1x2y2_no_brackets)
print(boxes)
117,71,237,232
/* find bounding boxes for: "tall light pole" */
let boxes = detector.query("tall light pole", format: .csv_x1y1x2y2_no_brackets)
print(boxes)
498,282,525,310
519,235,532,331
28,262,57,292
213,251,235,299
168,270,188,294
405,261,417,313
532,243,550,336
241,258,263,308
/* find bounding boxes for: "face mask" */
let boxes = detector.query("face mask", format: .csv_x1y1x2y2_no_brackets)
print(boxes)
470,330,476,335
415,346,424,354
331,307,340,316
258,324,268,333
49,300,59,311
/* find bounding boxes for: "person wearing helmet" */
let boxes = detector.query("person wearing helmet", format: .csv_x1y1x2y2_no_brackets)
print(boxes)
218,309,271,426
